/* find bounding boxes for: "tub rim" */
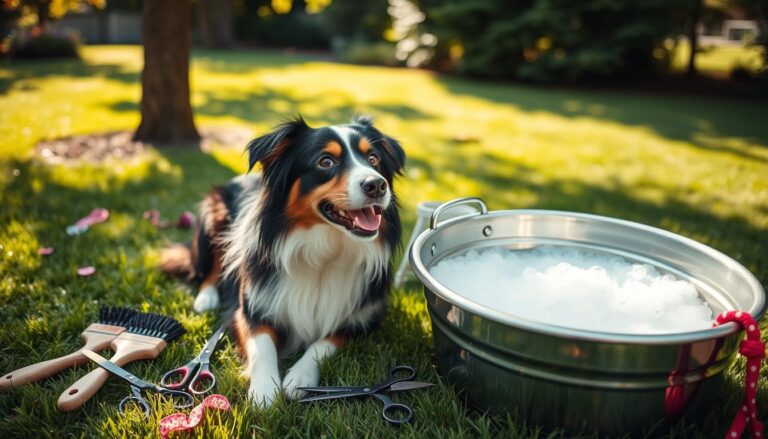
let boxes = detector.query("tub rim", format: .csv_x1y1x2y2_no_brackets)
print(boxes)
409,201,766,345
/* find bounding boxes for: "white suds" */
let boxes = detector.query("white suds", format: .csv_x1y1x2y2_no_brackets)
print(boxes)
430,246,714,334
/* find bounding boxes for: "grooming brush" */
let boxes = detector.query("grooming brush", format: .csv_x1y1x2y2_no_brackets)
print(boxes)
57,311,185,412
0,306,137,391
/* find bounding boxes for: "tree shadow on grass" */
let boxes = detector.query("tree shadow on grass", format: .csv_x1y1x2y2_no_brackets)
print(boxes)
191,48,331,73
106,88,437,127
436,76,768,160
0,58,139,95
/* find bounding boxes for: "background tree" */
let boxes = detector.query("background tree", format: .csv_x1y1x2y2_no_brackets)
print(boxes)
424,0,675,82
133,0,200,144
197,0,234,48
1,0,104,29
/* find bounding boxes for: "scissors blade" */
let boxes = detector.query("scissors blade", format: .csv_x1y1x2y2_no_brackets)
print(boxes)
82,349,153,389
298,390,369,403
198,324,227,362
388,381,434,392
296,386,364,393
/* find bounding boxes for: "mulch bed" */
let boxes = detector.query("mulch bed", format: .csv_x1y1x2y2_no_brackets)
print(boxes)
34,127,253,164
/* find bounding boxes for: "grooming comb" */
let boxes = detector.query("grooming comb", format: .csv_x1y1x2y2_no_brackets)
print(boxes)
57,311,185,412
0,306,137,391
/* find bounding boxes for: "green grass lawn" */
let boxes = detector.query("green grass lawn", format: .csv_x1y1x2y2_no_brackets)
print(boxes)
1,45,767,438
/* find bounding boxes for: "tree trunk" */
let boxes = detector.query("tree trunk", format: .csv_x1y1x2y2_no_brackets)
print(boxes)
134,0,200,145
198,0,234,48
686,0,702,78
35,0,50,31
197,0,216,48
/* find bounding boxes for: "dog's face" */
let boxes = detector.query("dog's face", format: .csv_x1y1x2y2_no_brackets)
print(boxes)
247,115,405,240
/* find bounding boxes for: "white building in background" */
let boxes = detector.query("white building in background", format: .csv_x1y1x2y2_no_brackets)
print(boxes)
51,11,141,44
699,20,760,46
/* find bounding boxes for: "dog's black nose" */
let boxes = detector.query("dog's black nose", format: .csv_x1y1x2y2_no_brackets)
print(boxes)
360,176,388,198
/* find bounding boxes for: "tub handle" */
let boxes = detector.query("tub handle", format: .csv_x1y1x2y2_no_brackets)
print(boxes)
430,197,488,230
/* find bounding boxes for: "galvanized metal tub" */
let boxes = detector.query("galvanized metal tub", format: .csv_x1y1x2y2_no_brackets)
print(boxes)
408,197,765,435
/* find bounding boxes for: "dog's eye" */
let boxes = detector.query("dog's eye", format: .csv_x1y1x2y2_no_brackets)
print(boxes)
367,153,380,167
318,156,336,169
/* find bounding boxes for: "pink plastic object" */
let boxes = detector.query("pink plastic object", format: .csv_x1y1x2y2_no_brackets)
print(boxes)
77,266,96,277
75,208,109,227
67,208,110,235
38,247,55,256
177,211,195,229
159,394,230,438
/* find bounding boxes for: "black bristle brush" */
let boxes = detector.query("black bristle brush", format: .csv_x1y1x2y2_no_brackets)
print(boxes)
0,306,137,391
57,311,185,411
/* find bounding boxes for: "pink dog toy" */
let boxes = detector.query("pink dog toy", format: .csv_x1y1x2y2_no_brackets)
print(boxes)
66,208,109,235
159,394,230,438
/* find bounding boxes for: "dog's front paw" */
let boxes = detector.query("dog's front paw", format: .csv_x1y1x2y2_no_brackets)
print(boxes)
282,360,320,400
193,285,220,313
248,375,281,408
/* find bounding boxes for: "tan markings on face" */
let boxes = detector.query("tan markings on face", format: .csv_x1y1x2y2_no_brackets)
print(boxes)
323,141,342,158
286,174,350,230
358,138,372,155
376,215,388,245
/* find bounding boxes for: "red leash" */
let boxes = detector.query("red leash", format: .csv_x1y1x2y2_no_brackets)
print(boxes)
715,311,766,439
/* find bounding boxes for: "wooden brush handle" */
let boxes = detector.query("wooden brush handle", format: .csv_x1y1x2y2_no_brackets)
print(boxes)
57,335,166,412
0,332,116,392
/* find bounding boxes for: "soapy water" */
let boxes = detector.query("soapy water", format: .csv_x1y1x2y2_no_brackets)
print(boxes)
430,246,714,334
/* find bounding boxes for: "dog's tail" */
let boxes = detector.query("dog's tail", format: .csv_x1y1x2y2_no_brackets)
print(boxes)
159,242,196,280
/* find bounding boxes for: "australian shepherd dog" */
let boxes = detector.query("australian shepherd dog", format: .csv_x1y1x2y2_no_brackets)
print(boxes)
160,115,405,406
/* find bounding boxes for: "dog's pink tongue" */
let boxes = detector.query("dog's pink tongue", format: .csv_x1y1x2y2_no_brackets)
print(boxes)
349,207,382,231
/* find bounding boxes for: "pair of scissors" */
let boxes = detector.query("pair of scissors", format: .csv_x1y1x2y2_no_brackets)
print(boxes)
160,324,226,395
82,350,194,417
298,365,433,424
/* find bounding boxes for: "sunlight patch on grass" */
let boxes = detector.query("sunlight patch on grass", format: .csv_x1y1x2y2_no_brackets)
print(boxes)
43,150,181,191
209,145,249,175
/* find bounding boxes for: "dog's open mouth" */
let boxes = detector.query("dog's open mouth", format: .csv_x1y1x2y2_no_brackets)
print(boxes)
321,202,382,237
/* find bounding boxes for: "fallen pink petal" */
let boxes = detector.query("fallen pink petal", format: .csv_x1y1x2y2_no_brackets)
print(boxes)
77,266,96,276
38,247,55,256
74,208,109,228
143,208,172,228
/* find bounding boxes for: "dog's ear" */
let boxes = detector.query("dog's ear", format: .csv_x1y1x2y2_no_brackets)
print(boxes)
351,114,374,127
380,135,406,175
246,116,310,172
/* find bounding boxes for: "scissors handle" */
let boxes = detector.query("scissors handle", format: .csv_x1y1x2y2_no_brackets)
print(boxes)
157,386,195,409
160,360,198,389
374,393,413,424
119,386,151,418
380,365,416,390
188,364,216,395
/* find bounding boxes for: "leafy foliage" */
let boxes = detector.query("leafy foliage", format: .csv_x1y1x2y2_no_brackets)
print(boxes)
233,0,332,49
424,0,678,82
2,0,105,27
8,28,79,58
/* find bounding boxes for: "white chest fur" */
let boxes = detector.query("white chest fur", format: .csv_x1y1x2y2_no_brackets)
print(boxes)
246,224,388,352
